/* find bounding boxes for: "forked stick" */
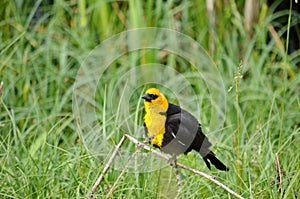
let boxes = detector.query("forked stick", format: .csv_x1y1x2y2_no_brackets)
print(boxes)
89,134,245,199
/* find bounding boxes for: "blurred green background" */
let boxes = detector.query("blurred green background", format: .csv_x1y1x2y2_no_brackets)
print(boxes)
0,0,299,198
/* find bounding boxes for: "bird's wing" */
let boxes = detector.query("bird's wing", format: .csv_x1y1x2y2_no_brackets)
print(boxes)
163,104,228,171
163,104,211,156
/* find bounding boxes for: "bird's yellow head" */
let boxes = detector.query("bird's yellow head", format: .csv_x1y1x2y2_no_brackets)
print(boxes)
141,88,169,112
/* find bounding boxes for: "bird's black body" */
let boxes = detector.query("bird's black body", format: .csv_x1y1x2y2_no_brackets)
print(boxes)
145,103,228,171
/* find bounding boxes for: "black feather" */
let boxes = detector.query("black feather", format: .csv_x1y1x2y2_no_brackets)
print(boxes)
161,103,228,171
203,152,229,171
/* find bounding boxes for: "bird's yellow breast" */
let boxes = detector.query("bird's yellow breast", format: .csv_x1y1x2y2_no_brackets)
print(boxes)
144,105,167,147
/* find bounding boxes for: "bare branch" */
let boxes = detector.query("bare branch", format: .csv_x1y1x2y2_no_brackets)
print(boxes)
89,134,245,199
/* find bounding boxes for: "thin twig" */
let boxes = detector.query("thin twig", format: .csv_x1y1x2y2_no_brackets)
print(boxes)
105,153,133,199
105,135,155,198
124,134,245,199
167,155,182,195
275,153,282,193
105,138,147,198
172,159,182,196
89,135,126,199
176,162,245,199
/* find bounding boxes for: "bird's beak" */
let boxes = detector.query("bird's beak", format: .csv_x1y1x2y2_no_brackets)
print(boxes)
142,94,151,102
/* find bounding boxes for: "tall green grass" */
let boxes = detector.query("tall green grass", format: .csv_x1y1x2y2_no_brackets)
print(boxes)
0,0,299,198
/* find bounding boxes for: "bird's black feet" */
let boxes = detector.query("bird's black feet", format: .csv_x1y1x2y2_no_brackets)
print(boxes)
143,135,155,144
168,155,177,166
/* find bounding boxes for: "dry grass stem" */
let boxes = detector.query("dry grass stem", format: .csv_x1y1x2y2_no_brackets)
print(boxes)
0,81,3,97
275,153,282,193
268,24,285,52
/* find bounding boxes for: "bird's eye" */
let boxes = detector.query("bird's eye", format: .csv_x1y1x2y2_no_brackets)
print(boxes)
149,94,158,100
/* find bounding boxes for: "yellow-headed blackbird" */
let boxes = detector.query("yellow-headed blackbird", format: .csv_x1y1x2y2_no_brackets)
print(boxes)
142,88,228,171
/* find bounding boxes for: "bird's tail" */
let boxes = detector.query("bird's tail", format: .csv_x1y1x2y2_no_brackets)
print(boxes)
202,151,229,171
